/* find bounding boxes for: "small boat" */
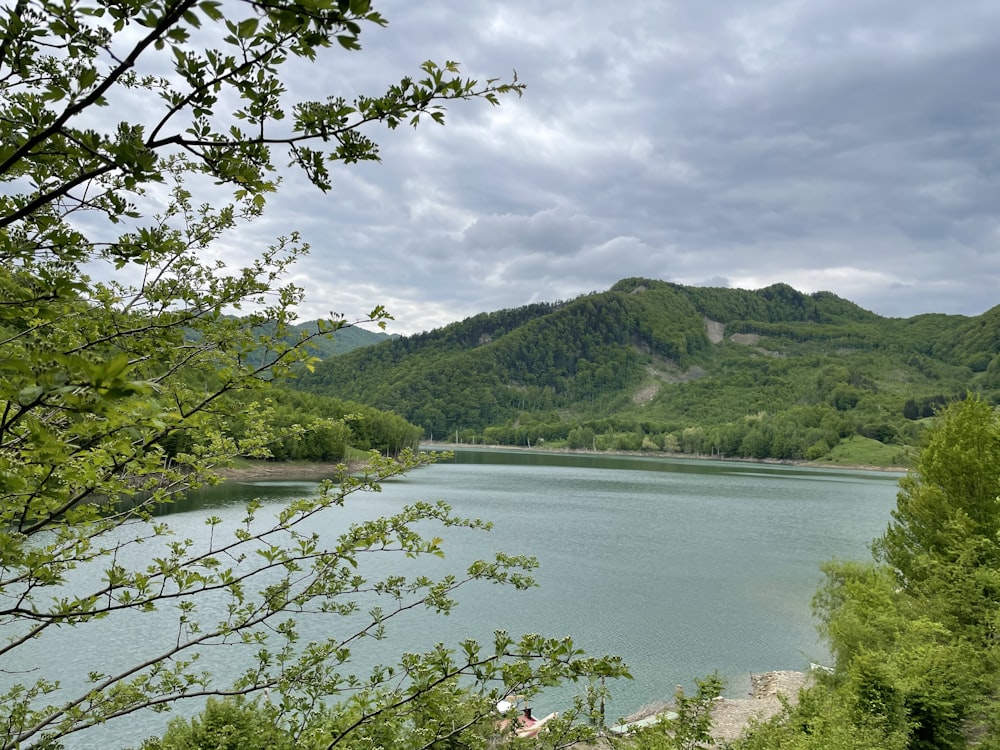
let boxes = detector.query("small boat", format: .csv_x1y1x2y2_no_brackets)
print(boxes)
495,696,558,739
607,710,678,736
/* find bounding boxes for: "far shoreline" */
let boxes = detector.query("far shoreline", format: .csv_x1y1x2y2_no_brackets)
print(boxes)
419,441,909,475
215,443,908,482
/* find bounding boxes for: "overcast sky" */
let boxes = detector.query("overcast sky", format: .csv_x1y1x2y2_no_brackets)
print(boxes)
235,0,1000,334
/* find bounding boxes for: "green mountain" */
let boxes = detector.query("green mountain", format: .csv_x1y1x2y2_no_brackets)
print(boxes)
295,321,396,357
253,318,395,358
293,279,1000,467
228,318,395,375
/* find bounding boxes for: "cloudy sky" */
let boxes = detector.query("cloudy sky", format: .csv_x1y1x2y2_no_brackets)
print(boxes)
236,0,999,334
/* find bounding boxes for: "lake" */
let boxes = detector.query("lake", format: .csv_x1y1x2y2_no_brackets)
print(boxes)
5,449,902,748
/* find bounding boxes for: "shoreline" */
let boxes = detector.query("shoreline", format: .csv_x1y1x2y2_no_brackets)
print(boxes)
214,445,908,483
214,460,362,481
419,441,909,475
711,670,810,743
617,670,810,744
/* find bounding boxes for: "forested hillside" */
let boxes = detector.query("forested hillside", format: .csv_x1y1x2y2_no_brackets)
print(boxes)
147,321,412,462
159,388,422,463
274,319,395,358
294,279,1000,467
237,318,394,371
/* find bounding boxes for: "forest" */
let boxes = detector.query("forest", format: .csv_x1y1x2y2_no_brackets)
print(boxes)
158,320,417,463
159,386,423,463
294,277,1000,467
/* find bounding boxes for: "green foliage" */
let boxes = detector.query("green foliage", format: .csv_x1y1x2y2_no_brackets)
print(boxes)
736,681,910,750
140,664,636,750
0,3,631,749
617,279,881,325
296,282,708,435
223,388,423,461
823,435,917,468
138,697,294,750
875,396,1000,640
295,279,998,467
732,397,1000,749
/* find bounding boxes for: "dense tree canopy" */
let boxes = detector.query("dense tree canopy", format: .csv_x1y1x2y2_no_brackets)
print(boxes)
296,278,999,467
730,397,1000,749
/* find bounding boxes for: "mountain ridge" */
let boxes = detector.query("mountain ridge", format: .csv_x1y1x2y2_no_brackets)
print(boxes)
292,279,1000,466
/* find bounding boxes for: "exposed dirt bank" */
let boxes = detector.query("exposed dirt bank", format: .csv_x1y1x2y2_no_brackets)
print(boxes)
215,461,359,482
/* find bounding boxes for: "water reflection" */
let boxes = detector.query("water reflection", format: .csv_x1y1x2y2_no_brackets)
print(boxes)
444,445,901,482
139,480,327,516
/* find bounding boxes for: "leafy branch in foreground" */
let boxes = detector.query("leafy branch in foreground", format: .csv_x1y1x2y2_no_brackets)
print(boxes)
0,2,626,749
4,449,627,747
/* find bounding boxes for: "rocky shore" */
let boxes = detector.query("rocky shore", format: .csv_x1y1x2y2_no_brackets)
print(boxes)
613,670,807,745
616,671,808,744
710,671,808,742
215,460,358,481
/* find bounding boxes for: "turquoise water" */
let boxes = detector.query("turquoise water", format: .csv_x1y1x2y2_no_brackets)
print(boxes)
392,451,899,710
4,450,901,748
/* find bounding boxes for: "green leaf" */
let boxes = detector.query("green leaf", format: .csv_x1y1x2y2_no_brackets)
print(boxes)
78,67,98,89
236,17,259,38
199,1,223,21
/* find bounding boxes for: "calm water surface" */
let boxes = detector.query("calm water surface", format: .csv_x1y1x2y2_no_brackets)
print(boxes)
402,450,899,706
7,450,901,748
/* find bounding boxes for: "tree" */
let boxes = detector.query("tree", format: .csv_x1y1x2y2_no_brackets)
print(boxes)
741,397,1000,750
137,696,296,750
875,396,1000,641
0,2,626,747
812,560,980,750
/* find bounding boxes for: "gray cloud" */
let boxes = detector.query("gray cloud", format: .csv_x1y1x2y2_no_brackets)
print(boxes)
213,0,1000,333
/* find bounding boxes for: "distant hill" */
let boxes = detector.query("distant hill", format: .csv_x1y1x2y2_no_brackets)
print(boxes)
288,320,397,358
293,278,1000,467
235,318,395,370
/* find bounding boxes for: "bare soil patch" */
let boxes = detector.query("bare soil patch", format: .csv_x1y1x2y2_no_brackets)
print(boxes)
633,382,661,405
216,461,357,482
705,318,725,344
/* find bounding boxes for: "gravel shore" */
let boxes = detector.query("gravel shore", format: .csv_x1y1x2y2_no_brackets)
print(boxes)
709,671,808,742
616,671,808,744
